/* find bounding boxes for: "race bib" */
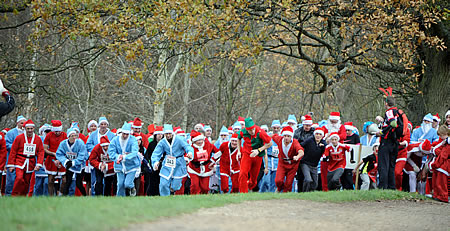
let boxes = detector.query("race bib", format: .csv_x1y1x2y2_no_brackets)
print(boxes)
66,152,77,161
101,154,111,162
272,147,279,158
197,150,209,162
23,143,36,156
165,156,176,168
331,153,343,161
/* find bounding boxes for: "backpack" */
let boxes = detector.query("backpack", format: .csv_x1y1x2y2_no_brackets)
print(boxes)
395,109,408,138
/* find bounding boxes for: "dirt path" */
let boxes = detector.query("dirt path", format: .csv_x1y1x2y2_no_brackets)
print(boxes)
125,199,449,231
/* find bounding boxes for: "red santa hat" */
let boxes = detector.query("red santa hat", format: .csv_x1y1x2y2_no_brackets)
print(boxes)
87,120,98,133
238,116,245,122
313,127,324,136
329,112,340,121
190,130,205,142
2,128,10,134
24,119,35,128
344,122,355,131
176,130,186,136
433,113,440,122
100,136,110,146
111,128,117,134
194,123,205,131
132,117,143,128
230,133,238,141
228,126,233,134
311,123,319,129
147,124,155,134
329,132,340,141
154,126,164,135
51,120,62,132
446,110,450,119
281,126,294,137
302,115,313,125
173,126,181,134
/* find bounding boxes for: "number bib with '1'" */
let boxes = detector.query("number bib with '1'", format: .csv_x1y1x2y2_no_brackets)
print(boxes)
165,156,176,168
66,152,77,161
23,144,36,156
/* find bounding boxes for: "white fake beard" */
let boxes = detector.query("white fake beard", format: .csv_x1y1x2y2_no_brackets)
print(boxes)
422,123,432,134
17,128,24,134
327,120,341,133
220,137,229,144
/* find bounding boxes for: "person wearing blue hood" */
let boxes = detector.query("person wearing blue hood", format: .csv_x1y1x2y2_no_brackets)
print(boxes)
108,122,140,196
360,121,379,147
411,113,439,144
55,128,87,196
151,124,194,196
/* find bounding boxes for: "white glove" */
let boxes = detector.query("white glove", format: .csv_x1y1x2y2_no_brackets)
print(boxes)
0,79,6,94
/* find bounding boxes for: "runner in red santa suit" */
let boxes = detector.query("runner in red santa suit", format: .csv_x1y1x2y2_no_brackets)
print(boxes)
89,136,116,196
6,120,44,196
237,117,272,193
272,126,304,192
218,133,241,193
187,130,219,194
320,112,347,191
429,125,449,202
44,120,67,196
323,132,352,190
405,139,432,192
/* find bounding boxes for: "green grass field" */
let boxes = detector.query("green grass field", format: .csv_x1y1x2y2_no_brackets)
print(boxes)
0,190,426,231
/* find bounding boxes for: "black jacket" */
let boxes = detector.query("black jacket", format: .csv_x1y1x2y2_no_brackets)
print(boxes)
294,127,315,144
300,137,326,167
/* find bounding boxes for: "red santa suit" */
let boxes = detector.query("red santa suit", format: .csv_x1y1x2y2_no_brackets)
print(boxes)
6,120,45,196
272,127,304,192
395,127,411,191
89,137,115,177
188,131,219,194
218,133,241,193
430,139,449,202
0,134,7,173
321,112,347,192
44,120,67,175
405,140,431,193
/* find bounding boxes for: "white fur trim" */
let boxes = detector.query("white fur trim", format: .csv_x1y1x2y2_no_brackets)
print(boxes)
131,125,142,128
52,126,62,132
154,131,163,135
191,134,205,142
329,116,340,121
445,110,450,118
302,120,313,125
329,133,340,141
282,131,294,137
314,130,324,136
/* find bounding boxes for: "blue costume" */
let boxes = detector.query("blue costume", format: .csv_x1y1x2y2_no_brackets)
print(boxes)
108,122,140,196
55,138,87,174
259,120,280,193
34,133,50,196
151,124,194,196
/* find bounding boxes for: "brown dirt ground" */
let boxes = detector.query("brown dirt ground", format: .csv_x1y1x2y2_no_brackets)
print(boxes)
124,199,450,231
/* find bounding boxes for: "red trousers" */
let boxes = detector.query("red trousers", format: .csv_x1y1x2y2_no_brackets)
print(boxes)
275,162,298,192
239,154,262,193
28,172,35,197
320,161,328,192
189,173,210,195
395,160,406,191
220,175,229,193
432,171,448,202
174,177,187,195
220,173,240,193
12,168,33,196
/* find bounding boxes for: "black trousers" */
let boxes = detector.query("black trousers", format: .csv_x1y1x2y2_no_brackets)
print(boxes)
145,170,160,196
94,168,116,196
340,169,354,190
378,139,398,189
64,170,86,196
